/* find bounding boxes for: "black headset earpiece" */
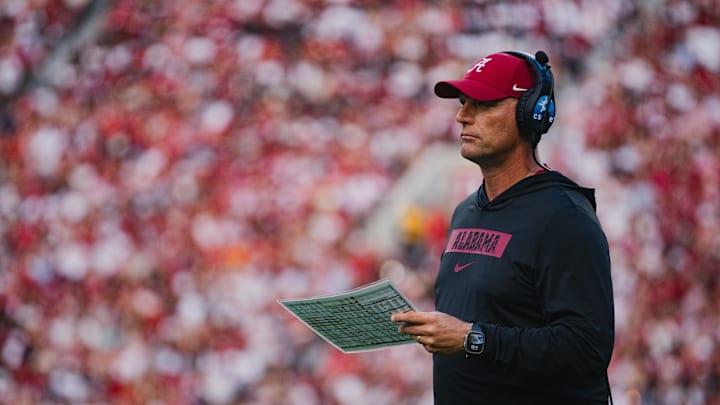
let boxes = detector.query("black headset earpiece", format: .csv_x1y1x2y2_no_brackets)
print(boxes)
503,50,556,147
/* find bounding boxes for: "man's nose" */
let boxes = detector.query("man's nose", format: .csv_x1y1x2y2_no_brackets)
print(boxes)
456,104,473,124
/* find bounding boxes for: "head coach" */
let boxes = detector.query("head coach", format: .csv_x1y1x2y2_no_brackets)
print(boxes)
391,50,615,405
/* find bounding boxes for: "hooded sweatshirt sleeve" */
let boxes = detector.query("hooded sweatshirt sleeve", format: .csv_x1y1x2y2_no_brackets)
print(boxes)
478,193,615,378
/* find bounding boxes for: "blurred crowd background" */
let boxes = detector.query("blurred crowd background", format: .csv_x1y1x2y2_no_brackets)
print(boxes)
1,0,719,404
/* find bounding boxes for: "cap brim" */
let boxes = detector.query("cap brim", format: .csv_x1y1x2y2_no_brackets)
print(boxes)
434,80,510,101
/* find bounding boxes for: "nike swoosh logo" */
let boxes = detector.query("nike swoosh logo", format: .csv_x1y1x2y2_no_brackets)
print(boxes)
512,84,528,91
454,262,474,272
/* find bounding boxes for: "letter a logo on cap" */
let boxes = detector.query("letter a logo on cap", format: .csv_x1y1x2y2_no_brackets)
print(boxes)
467,57,493,73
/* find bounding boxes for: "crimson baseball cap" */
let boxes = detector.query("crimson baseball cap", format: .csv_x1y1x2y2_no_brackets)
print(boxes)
434,52,535,101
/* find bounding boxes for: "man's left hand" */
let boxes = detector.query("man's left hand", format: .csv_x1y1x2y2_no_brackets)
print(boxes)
391,311,471,354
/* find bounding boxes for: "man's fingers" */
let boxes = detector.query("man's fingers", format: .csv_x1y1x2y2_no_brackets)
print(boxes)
391,310,425,324
392,311,441,338
398,323,419,335
390,311,412,323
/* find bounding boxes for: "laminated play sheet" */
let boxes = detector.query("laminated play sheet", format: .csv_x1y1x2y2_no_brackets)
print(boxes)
278,279,417,353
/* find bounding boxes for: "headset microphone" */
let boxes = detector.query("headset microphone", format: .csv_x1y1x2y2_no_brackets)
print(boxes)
535,51,549,66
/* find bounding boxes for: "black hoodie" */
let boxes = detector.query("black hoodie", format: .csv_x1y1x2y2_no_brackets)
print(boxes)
433,171,614,404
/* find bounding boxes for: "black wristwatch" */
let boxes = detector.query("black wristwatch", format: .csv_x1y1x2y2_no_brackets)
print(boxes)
464,322,485,358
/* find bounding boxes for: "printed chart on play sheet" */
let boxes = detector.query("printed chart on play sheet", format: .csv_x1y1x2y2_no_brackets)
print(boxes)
278,279,418,353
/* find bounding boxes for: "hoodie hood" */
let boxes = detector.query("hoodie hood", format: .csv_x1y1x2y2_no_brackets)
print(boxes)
476,171,596,211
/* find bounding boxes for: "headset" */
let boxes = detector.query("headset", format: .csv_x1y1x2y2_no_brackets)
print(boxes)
503,50,556,147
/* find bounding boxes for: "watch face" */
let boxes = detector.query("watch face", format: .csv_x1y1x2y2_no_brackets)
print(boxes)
468,332,484,346
466,331,485,354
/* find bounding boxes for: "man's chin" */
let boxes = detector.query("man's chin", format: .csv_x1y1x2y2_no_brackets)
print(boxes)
460,149,482,165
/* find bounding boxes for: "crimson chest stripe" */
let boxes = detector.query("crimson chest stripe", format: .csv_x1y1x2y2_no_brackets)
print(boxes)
444,228,512,258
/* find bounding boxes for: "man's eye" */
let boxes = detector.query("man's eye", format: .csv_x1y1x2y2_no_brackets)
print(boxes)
459,97,475,107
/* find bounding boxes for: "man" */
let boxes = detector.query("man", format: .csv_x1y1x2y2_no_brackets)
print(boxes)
391,51,615,404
